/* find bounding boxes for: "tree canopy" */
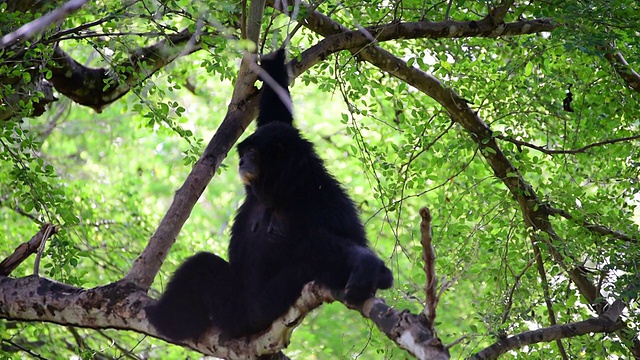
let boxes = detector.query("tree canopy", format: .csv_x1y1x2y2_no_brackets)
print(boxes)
1,0,639,359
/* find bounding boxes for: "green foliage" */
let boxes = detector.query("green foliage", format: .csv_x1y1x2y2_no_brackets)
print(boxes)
1,0,640,359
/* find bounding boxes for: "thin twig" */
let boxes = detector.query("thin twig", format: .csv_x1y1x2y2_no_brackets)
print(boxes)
33,224,55,276
547,206,637,243
444,0,454,20
496,134,640,155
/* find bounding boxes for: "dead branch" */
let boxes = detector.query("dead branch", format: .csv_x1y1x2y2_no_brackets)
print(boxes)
420,207,438,329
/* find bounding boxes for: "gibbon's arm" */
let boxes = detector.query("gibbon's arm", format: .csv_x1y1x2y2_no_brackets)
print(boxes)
256,49,293,127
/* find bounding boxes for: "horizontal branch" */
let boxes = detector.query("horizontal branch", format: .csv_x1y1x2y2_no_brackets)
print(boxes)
472,301,627,359
0,275,322,359
0,276,151,333
294,0,551,43
0,275,446,360
344,17,556,42
496,134,640,155
291,17,555,78
547,206,637,243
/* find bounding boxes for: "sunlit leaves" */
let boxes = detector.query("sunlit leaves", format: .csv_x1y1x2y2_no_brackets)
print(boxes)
1,0,639,358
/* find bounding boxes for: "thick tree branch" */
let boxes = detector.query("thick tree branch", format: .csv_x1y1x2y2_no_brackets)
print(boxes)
0,275,295,359
293,0,551,41
0,277,151,335
347,18,555,40
0,275,447,359
246,0,267,43
285,2,555,84
49,28,202,112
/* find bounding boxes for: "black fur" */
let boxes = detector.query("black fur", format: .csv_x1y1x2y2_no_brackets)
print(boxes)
256,49,293,126
146,50,393,340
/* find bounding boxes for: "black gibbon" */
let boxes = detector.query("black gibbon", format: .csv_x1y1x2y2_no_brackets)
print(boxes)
146,49,393,340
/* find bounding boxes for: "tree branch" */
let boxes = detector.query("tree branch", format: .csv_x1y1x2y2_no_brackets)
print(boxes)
603,45,640,92
294,4,639,356
292,0,552,40
0,273,318,359
0,274,448,359
49,28,203,112
124,0,266,290
0,276,151,334
284,2,555,86
531,236,568,359
495,134,640,155
0,224,58,276
0,0,89,50
487,1,516,24
472,300,627,360
419,207,438,330
547,206,637,243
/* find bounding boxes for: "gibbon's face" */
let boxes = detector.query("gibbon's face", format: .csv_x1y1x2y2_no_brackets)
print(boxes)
236,122,317,208
238,146,259,186
237,122,293,187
